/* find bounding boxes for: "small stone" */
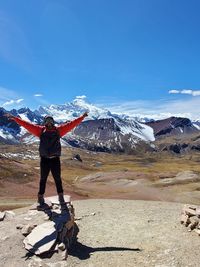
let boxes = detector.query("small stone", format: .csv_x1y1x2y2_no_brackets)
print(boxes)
196,207,200,216
16,224,24,230
194,229,200,235
91,212,96,216
0,211,5,221
24,217,32,221
189,216,199,224
184,208,196,217
28,210,39,216
58,242,65,251
43,215,50,221
183,204,198,210
21,224,36,236
5,210,15,220
180,214,190,226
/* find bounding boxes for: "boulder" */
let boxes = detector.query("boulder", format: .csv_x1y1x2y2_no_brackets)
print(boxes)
23,195,78,258
23,221,57,255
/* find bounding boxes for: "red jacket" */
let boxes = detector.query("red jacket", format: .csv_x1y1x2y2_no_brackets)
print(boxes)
12,115,85,138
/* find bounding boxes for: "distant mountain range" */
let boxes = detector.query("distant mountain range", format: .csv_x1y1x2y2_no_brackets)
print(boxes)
0,96,200,153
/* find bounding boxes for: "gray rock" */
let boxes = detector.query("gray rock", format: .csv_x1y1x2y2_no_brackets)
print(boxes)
58,242,65,251
5,210,15,220
45,195,71,205
196,207,200,216
23,221,57,255
180,214,190,226
194,229,200,235
16,224,24,229
21,224,36,236
0,211,5,221
184,208,196,217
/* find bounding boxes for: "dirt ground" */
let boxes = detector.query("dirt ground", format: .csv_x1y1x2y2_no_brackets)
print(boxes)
0,199,200,267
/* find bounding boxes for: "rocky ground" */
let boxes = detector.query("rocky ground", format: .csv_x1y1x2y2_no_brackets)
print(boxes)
1,199,200,267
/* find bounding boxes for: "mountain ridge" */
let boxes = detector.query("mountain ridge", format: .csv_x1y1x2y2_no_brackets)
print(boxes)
0,97,199,153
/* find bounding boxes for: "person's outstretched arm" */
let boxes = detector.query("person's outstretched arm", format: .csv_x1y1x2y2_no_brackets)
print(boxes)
4,113,43,137
57,112,88,137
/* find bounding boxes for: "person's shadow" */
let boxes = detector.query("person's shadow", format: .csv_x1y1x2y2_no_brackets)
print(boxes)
23,205,141,260
69,241,141,260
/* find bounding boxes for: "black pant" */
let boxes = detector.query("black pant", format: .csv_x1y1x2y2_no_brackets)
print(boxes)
38,157,64,195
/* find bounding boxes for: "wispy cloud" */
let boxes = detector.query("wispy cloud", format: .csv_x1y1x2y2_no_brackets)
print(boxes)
0,86,25,109
0,86,18,101
34,94,43,97
100,97,200,120
169,90,179,94
169,89,200,96
2,98,24,107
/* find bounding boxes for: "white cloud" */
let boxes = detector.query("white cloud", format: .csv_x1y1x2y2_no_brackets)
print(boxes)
169,89,200,96
0,86,18,101
2,98,24,107
75,95,87,100
101,97,200,121
181,89,193,95
34,94,43,97
191,91,200,96
169,90,180,94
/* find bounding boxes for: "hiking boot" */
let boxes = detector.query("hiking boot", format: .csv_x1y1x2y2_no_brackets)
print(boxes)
37,194,45,206
58,193,69,211
58,193,65,204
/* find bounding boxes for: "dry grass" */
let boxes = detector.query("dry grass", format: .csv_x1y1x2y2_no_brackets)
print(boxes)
1,144,200,206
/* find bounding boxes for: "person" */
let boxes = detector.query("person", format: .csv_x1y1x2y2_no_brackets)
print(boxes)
4,112,88,207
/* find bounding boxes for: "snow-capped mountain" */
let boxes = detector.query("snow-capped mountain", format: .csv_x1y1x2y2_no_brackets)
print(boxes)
1,96,200,153
35,96,113,122
0,96,155,152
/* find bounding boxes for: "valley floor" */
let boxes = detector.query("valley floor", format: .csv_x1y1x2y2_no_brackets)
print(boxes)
0,199,199,267
1,144,200,209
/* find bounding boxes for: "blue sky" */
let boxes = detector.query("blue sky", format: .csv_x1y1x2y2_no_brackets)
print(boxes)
1,0,200,119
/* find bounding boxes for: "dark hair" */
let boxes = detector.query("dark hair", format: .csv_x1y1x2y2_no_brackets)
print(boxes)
43,115,54,125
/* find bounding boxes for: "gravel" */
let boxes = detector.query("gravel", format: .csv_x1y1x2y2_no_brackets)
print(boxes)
0,199,200,267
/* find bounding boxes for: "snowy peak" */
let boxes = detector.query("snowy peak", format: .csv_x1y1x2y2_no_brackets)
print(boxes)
37,96,113,122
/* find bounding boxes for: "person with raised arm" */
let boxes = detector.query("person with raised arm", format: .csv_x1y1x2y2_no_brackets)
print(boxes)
4,112,88,207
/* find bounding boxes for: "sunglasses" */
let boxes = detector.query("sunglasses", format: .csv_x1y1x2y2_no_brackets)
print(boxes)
44,118,54,124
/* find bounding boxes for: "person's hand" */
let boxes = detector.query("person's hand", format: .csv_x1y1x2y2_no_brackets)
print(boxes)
83,111,89,118
3,113,15,121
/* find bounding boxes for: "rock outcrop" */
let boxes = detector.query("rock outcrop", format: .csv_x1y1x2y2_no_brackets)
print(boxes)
23,195,78,259
181,204,200,234
0,195,78,261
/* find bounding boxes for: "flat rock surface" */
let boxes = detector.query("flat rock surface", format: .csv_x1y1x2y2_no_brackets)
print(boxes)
45,195,71,204
0,199,200,266
23,221,57,255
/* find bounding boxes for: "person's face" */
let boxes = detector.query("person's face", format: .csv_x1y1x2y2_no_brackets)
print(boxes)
44,118,54,128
